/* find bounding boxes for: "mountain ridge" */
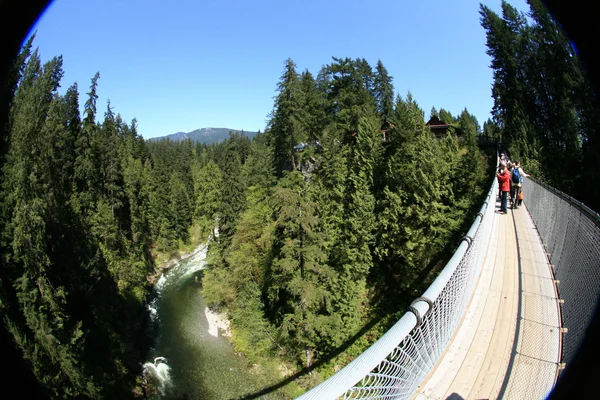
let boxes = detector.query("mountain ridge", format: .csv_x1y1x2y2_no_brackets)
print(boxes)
149,127,259,144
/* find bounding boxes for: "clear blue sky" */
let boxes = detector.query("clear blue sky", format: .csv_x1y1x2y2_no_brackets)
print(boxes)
28,0,529,139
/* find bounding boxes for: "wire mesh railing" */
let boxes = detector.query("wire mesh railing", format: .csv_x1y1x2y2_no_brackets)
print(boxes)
297,176,499,400
522,178,600,367
296,154,599,399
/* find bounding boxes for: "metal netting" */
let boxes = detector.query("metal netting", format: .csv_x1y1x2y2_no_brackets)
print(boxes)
297,178,498,400
522,179,600,366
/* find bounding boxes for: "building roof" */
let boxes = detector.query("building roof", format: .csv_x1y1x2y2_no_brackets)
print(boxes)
426,115,451,128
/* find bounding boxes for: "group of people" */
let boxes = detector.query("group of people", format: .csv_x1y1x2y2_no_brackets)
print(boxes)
496,152,530,214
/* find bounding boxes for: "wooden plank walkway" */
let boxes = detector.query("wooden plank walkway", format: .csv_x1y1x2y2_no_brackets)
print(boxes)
413,197,561,400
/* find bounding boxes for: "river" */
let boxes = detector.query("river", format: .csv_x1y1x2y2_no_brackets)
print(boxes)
143,242,263,399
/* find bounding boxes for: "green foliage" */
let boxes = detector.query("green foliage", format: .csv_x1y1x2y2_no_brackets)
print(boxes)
0,44,493,398
199,58,489,392
374,60,395,121
268,172,339,363
480,0,600,210
0,45,210,398
375,101,485,300
318,57,377,137
1,50,119,398
193,159,222,221
299,70,327,143
268,59,304,177
243,132,275,190
218,136,247,248
324,116,380,341
438,108,455,125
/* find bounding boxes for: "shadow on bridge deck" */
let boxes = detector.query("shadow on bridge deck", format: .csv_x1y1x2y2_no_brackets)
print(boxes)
413,196,561,400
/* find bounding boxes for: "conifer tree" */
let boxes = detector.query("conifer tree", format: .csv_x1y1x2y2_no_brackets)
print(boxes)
330,116,379,338
377,98,458,293
430,107,439,120
374,60,395,121
243,132,274,191
268,171,338,365
438,108,455,125
168,171,192,242
1,34,34,153
268,58,303,177
1,50,106,398
480,0,600,207
122,152,148,254
319,57,377,138
299,70,326,143
193,159,222,225
218,139,246,247
97,102,124,216
72,72,101,218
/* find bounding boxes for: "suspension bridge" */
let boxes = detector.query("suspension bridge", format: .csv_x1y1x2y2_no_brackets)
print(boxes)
298,164,600,400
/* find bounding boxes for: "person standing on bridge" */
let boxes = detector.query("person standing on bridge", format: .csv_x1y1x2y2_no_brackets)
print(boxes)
498,155,507,199
511,161,530,209
497,164,510,214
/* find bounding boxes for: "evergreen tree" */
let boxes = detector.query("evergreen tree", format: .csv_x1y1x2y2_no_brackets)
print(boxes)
430,106,439,120
268,59,303,177
168,171,192,242
391,92,426,146
374,60,395,121
122,152,148,255
1,34,34,154
438,108,455,125
453,109,487,211
377,100,458,295
193,159,222,225
97,102,124,216
207,184,278,359
72,72,101,218
243,132,274,191
480,0,600,209
268,172,338,365
330,116,379,339
319,57,377,138
218,139,246,247
483,118,500,140
299,70,326,143
0,51,106,398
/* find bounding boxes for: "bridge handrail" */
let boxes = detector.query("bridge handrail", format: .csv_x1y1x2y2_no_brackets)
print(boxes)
525,178,600,226
522,177,600,368
297,168,500,399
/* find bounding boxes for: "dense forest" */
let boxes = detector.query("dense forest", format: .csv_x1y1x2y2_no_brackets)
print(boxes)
0,36,489,397
480,0,600,211
2,0,595,397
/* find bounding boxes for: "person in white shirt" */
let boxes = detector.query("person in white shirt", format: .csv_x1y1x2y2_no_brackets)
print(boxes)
511,161,530,208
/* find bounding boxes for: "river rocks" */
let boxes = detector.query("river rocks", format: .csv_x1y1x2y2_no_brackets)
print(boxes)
205,307,231,337
147,243,207,286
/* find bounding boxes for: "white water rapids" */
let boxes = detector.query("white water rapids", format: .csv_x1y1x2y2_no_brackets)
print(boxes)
141,227,261,399
143,243,208,396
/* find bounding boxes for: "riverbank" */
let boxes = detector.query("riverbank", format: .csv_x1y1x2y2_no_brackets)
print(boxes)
205,307,231,337
147,243,207,286
147,220,212,286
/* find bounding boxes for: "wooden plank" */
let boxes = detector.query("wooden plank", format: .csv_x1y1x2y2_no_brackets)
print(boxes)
469,210,519,400
414,200,560,400
416,216,500,399
499,207,561,399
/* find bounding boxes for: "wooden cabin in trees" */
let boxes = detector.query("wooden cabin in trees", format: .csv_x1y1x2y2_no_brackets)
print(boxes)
380,120,395,144
425,115,452,138
425,116,465,140
350,121,395,144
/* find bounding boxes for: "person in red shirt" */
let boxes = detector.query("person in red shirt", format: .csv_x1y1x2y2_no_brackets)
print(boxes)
497,165,510,214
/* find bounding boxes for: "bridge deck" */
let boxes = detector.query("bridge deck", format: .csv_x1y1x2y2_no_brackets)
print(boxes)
414,197,561,400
